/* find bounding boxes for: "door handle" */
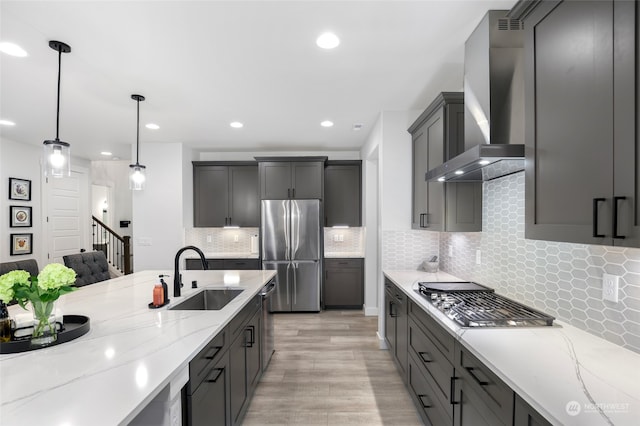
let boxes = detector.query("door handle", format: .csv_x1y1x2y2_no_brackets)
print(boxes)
389,301,397,318
450,376,459,405
613,196,626,239
288,188,291,198
286,263,291,306
292,188,295,198
592,198,605,238
245,325,255,348
293,263,297,305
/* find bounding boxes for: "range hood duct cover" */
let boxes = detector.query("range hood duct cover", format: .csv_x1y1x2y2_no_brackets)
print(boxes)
427,10,525,182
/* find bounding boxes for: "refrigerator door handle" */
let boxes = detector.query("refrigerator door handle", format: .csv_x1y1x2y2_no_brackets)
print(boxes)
293,263,297,305
285,200,291,261
286,262,291,306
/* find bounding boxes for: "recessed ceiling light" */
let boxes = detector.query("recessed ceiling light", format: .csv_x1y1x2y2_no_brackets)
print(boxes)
478,160,490,165
0,119,16,126
316,32,340,49
145,123,159,130
437,177,446,182
0,42,28,57
230,121,244,128
352,123,363,131
321,120,334,128
100,151,112,156
455,170,464,175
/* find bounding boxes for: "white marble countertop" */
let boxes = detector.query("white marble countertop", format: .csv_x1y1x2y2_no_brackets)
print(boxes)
0,269,276,426
324,252,365,258
383,270,640,426
184,252,259,259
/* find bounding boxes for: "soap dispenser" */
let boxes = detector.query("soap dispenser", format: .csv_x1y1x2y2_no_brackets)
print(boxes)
159,274,170,305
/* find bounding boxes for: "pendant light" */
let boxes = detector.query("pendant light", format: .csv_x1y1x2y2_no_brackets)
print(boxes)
129,94,147,190
43,41,71,178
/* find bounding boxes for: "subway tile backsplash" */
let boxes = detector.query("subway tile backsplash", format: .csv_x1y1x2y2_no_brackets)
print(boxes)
439,172,640,354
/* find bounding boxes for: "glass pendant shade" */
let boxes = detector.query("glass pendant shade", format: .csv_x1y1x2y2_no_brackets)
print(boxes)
129,164,146,190
43,140,70,178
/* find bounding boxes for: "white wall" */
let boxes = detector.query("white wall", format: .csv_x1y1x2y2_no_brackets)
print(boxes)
133,143,189,271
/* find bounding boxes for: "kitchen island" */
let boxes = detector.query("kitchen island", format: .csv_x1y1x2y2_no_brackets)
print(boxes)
384,270,640,426
0,269,276,426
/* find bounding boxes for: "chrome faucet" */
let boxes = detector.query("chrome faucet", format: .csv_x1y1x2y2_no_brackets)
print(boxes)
174,246,207,297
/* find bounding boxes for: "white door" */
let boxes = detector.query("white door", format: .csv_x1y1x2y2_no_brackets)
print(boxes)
44,167,90,265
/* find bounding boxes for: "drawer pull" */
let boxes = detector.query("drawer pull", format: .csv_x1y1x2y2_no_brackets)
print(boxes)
204,345,223,360
417,394,432,408
466,367,489,386
245,325,255,348
389,301,397,318
206,368,224,383
418,351,433,363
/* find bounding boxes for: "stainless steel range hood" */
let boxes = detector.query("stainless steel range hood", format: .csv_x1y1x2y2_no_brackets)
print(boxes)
426,10,525,182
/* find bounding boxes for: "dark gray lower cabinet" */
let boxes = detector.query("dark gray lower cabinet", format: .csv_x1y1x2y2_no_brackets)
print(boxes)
187,296,262,426
384,279,407,380
385,277,551,426
324,258,363,309
514,394,552,426
189,351,229,426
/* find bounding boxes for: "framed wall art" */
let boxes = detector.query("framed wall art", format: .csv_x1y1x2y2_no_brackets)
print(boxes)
10,206,32,227
9,178,31,201
10,233,33,255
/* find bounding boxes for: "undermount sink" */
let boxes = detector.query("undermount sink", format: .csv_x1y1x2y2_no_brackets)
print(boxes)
169,289,244,311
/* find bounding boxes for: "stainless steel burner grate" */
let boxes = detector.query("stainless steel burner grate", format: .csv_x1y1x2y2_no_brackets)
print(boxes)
417,282,554,327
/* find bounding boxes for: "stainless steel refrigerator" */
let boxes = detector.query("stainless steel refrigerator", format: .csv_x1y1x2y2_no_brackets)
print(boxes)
261,199,321,312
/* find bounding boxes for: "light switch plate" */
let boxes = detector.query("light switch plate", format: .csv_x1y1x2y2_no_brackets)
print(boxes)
602,273,620,303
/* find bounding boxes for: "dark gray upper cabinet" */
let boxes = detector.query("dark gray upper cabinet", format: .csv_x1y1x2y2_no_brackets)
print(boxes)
256,157,326,199
409,92,482,232
193,162,259,227
324,161,362,227
522,0,639,247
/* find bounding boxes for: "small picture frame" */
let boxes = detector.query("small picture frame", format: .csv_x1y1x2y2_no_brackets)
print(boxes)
9,178,31,201
10,233,33,255
10,206,32,227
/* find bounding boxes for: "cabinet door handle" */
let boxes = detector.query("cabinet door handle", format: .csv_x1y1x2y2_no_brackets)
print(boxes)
418,351,433,363
206,368,225,383
338,262,348,265
592,198,605,238
245,325,255,347
292,188,295,198
450,376,459,405
204,345,223,360
417,394,432,408
465,367,489,386
287,188,291,198
613,196,626,239
389,301,397,318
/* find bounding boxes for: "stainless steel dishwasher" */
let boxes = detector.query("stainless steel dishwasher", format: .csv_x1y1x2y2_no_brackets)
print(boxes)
260,278,277,372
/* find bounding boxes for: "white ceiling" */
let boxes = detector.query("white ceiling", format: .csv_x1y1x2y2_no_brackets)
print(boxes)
0,0,515,162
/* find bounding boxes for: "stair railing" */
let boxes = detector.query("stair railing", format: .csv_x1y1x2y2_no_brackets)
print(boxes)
91,215,132,275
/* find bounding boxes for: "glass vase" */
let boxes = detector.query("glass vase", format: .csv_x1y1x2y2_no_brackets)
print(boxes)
30,299,57,346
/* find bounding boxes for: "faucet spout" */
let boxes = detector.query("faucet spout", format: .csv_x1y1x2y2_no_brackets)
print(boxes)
174,245,207,297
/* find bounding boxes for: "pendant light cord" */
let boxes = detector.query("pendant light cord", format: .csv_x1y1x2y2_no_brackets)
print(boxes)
55,47,62,141
135,97,140,165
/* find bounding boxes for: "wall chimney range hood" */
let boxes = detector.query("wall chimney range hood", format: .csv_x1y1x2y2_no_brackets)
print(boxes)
426,10,525,182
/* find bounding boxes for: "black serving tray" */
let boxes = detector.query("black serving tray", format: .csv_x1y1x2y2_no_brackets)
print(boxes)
0,315,90,354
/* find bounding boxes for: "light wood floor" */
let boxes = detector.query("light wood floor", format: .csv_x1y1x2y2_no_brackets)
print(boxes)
242,310,423,425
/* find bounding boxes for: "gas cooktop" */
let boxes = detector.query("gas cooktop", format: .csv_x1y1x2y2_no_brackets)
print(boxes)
416,282,554,328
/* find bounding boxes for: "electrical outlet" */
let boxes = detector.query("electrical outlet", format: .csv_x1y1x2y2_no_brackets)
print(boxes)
234,234,239,243
333,234,340,242
206,234,212,243
338,234,344,242
475,250,481,265
602,273,620,303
